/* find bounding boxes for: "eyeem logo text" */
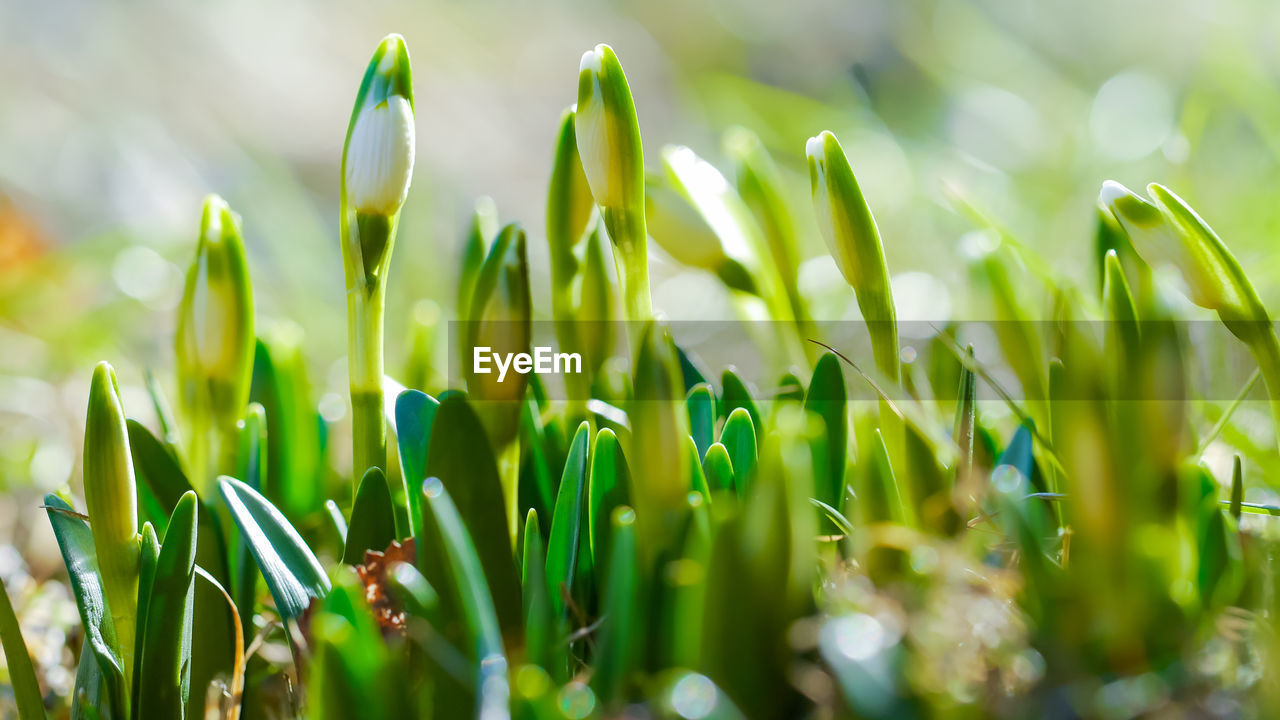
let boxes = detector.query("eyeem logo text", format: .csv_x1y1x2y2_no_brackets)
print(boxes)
473,346,582,382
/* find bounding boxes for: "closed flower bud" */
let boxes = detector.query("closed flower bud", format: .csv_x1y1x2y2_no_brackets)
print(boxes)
807,130,898,378
575,44,644,216
645,145,761,296
82,361,140,685
342,34,415,218
1100,180,1260,320
176,196,254,429
464,224,532,447
628,322,690,561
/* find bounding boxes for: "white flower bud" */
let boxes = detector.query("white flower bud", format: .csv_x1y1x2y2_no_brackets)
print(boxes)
344,95,416,216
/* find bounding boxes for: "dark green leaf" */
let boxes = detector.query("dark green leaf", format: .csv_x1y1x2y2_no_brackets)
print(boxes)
546,422,589,618
591,507,639,707
45,494,127,718
420,478,509,718
719,369,762,441
395,389,440,538
804,352,847,509
424,394,522,637
218,476,329,620
343,467,397,564
686,383,717,462
136,492,199,719
702,443,734,494
719,408,757,498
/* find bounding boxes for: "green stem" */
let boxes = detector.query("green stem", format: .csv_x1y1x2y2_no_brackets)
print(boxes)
348,288,387,489
602,207,651,346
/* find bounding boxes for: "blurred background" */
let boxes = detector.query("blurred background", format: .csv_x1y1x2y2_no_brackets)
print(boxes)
3,0,1280,590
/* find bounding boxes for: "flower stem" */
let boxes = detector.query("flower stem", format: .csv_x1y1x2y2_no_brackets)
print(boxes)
348,289,386,487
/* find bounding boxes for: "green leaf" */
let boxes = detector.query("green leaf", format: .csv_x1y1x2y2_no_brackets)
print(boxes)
136,492,199,719
719,369,762,441
686,383,717,462
419,477,509,719
719,408,757,498
0,578,48,720
424,394,522,637
70,639,107,720
701,443,734,494
629,322,691,563
775,371,805,403
458,196,499,322
249,332,324,519
217,475,329,620
591,506,639,708
685,436,711,505
546,422,590,621
521,510,554,672
395,389,439,538
857,430,905,525
343,467,397,564
588,428,631,579
130,524,158,714
804,352,847,510
45,494,128,718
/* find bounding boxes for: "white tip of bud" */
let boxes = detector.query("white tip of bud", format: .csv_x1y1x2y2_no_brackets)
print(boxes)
344,95,416,216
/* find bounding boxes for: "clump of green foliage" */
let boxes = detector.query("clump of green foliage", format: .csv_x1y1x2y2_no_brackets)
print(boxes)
4,33,1280,720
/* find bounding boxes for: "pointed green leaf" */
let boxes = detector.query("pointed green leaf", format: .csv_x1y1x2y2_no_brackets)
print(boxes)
137,492,199,719
45,494,127,718
217,475,329,620
804,352,847,509
719,408,757,498
702,443,734,494
395,389,439,538
0,579,48,720
686,383,717,462
521,510,553,671
419,478,509,718
588,428,631,577
546,423,590,618
343,467,397,564
719,369,762,441
591,507,639,708
424,394,522,637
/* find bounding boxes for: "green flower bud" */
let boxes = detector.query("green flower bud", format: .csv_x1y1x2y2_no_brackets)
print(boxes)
575,44,644,219
628,322,690,564
806,130,898,379
547,107,596,275
341,34,415,219
175,195,255,437
1099,180,1223,311
464,224,532,447
645,145,761,295
82,361,140,688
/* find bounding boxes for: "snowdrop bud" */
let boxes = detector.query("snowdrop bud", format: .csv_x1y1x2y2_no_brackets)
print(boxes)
807,130,898,377
575,44,644,217
176,195,254,428
82,361,140,682
342,34,415,218
1100,180,1241,314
